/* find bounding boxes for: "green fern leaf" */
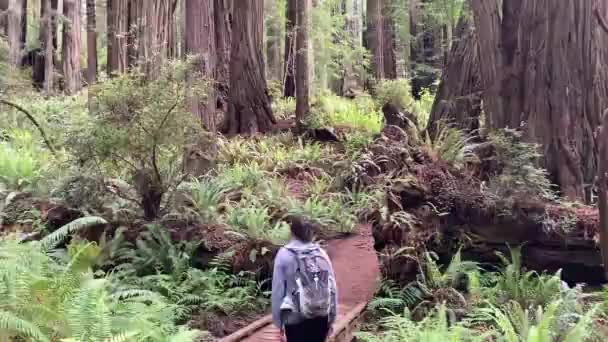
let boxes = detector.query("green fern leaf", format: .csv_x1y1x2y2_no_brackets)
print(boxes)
0,310,50,342
41,216,108,250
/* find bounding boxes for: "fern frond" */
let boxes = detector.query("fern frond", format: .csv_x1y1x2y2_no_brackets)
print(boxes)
41,217,108,250
0,310,50,342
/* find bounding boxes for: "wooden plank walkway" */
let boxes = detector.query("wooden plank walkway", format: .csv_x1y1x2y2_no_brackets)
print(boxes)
219,303,367,342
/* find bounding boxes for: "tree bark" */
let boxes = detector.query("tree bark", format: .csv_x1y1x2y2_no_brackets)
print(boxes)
62,0,82,94
598,111,608,281
185,0,216,132
0,0,7,36
214,0,231,113
222,0,276,135
470,0,503,130
382,0,397,79
295,0,310,127
427,15,481,138
106,0,127,74
86,0,97,84
41,0,56,94
265,0,282,82
472,0,608,200
127,0,177,79
283,0,296,97
6,0,22,66
366,0,384,80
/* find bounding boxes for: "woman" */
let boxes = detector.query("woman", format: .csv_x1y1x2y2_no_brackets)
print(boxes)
271,216,338,342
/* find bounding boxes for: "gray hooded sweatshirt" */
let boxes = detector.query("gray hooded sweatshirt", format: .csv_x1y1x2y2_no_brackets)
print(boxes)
271,239,338,328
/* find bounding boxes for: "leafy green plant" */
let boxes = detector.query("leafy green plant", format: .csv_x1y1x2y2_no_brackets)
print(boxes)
286,195,356,233
487,129,556,200
309,94,383,133
490,247,564,309
356,304,491,342
226,204,290,244
72,61,205,219
424,122,474,166
0,238,202,342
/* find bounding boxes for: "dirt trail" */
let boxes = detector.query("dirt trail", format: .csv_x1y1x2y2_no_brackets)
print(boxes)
325,224,380,306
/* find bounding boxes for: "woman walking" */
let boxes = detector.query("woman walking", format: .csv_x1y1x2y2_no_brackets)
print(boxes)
271,216,338,342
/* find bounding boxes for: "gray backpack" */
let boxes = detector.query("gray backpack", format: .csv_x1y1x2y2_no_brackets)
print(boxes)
286,246,333,319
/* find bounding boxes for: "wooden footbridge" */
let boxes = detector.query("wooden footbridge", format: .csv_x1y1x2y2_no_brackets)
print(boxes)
219,302,367,342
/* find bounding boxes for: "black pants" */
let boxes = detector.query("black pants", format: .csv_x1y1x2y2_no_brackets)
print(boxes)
285,316,330,342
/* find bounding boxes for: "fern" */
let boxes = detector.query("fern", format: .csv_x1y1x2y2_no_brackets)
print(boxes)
0,310,50,342
41,216,108,250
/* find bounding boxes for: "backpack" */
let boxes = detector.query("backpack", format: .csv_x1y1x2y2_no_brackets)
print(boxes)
286,246,333,319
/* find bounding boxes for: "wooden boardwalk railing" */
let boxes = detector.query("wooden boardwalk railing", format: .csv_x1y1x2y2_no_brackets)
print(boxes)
219,302,367,342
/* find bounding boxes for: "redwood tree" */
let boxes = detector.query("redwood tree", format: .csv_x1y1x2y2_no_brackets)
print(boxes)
427,15,481,138
283,0,296,97
214,0,231,112
6,0,22,66
366,0,384,80
265,0,282,81
107,0,127,74
86,0,98,84
472,0,608,200
62,0,82,94
185,0,216,131
295,0,311,127
222,0,276,135
382,0,397,79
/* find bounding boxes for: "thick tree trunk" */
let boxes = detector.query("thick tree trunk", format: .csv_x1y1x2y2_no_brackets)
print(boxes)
128,0,177,79
366,0,384,80
185,0,216,131
6,0,22,66
283,0,296,97
86,0,97,84
472,0,608,200
265,0,282,82
222,0,275,135
214,0,231,113
598,112,608,281
470,0,503,130
382,0,396,79
106,0,127,74
62,0,82,94
427,16,480,138
295,0,310,127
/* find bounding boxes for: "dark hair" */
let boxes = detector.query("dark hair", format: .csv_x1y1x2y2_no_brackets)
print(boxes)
286,215,318,242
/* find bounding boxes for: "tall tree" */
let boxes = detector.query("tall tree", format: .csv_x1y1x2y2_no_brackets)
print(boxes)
42,0,54,93
342,0,363,95
0,0,7,36
283,0,296,97
6,0,22,66
382,0,397,79
214,0,232,113
295,0,311,127
127,0,178,79
62,0,82,94
598,111,608,281
265,0,282,81
19,0,25,51
107,0,127,74
427,15,480,138
222,0,275,135
86,0,98,84
185,0,216,131
366,0,384,80
472,0,608,200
